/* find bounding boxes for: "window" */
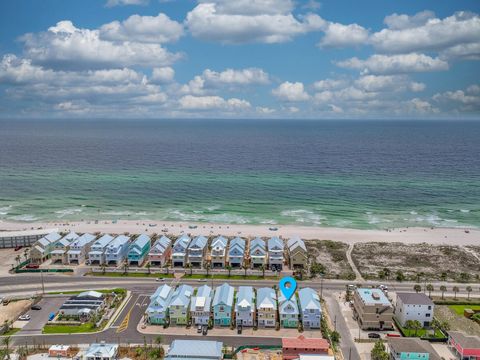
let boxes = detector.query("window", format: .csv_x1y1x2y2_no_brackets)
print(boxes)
426,313,430,317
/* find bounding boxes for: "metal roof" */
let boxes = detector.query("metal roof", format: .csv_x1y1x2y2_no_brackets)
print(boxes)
396,292,434,306
235,286,254,311
212,283,234,307
257,287,277,310
189,235,208,250
298,288,321,312
166,340,223,359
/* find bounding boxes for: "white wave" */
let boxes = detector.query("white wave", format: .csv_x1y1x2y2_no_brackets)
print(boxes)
9,214,38,222
55,208,83,218
205,205,221,212
409,211,418,215
100,211,133,216
460,209,470,213
204,213,249,224
0,205,12,215
259,219,278,225
281,209,326,225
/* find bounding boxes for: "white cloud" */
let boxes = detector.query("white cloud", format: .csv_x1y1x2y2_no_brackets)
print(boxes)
105,0,148,7
319,22,369,48
383,10,435,30
406,98,437,114
433,85,480,111
337,53,449,74
272,81,310,101
179,95,251,110
202,68,269,85
185,2,325,44
313,78,348,90
256,106,275,114
354,74,425,93
371,11,480,55
99,13,184,43
21,20,181,70
151,67,175,83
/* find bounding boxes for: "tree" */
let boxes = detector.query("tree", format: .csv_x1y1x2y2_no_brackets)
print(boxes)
330,330,340,344
383,267,391,281
453,286,459,299
2,336,11,360
122,261,129,275
226,265,232,278
426,284,434,298
242,264,248,278
412,320,422,336
413,284,422,293
430,318,441,336
439,320,450,332
396,270,405,282
205,263,211,277
146,262,151,275
404,320,414,334
163,262,170,276
185,263,193,276
440,285,447,300
371,339,388,360
14,255,21,266
440,272,447,281
101,263,107,275
23,248,29,262
310,261,325,278
466,286,473,300
260,264,266,279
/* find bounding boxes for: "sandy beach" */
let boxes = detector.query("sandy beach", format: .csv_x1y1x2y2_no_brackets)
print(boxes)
0,219,478,246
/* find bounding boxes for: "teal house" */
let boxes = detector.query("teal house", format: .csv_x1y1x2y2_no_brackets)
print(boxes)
389,338,440,360
212,283,234,326
127,234,151,266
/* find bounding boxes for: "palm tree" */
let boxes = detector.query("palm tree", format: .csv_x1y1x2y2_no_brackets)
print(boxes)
412,320,422,336
2,336,11,360
430,318,441,336
260,264,266,279
101,263,107,275
23,248,29,262
426,284,434,298
226,265,232,278
466,286,473,300
146,262,152,275
14,255,21,266
163,262,170,276
404,320,414,335
185,263,193,276
440,320,450,332
453,286,459,299
205,263,211,277
122,261,129,275
242,264,248,278
413,284,422,293
383,267,391,281
440,285,447,299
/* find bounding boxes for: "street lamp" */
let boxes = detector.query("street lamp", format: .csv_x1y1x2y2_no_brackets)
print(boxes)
320,274,324,300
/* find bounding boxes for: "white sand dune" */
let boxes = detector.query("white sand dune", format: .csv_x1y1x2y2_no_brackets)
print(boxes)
1,220,478,246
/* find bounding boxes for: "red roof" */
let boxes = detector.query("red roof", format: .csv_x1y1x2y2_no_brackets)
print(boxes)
282,336,330,350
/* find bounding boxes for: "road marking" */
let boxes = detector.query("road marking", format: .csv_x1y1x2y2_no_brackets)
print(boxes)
115,295,138,333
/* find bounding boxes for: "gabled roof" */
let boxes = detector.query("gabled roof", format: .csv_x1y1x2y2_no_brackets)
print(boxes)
148,284,173,313
56,232,79,247
257,288,277,310
190,285,212,312
449,331,480,350
44,232,62,243
91,234,114,249
396,292,434,306
85,343,118,358
212,283,234,308
278,293,299,315
188,235,208,250
173,234,190,252
235,286,254,311
388,338,441,359
287,236,307,252
298,288,321,312
229,237,245,255
129,234,150,254
211,236,228,249
151,235,171,253
250,237,266,253
268,236,284,251
70,233,96,248
282,336,329,351
106,235,130,252
169,284,193,308
166,340,223,359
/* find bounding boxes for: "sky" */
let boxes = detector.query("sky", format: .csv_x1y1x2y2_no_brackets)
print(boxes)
0,0,479,119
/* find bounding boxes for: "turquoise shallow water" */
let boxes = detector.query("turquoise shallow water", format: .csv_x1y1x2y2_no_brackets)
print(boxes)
0,119,479,229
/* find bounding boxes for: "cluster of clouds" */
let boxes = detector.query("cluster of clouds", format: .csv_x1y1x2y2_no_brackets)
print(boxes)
0,0,479,118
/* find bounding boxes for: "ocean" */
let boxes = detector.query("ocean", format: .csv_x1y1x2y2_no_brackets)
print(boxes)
0,119,479,229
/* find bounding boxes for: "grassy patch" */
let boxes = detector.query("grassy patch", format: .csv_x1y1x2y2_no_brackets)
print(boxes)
401,327,444,338
42,323,98,334
47,288,126,296
2,328,20,336
89,272,175,278
183,274,277,280
449,304,480,315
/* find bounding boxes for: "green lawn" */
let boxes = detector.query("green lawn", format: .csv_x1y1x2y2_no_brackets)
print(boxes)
2,328,20,336
401,327,444,338
449,304,480,315
89,272,175,278
42,323,98,334
182,273,277,280
47,288,126,296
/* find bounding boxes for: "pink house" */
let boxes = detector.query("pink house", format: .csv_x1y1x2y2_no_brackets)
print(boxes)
448,331,480,360
148,236,172,266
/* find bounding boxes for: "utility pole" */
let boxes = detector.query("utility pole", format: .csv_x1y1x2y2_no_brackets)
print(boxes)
40,269,45,295
348,348,352,360
320,274,324,300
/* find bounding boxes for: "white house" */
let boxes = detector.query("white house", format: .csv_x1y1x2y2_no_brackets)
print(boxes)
235,286,255,327
104,235,130,266
85,343,118,360
228,237,245,268
67,233,96,264
278,293,299,328
249,237,267,269
257,287,277,328
88,234,114,265
50,232,79,264
190,285,212,326
267,236,284,271
146,284,174,325
211,236,228,268
172,235,190,267
395,292,434,327
298,288,322,329
188,235,208,268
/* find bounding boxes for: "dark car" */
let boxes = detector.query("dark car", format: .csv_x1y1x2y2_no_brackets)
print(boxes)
14,246,23,251
31,305,42,310
368,333,381,339
202,326,208,336
237,325,243,334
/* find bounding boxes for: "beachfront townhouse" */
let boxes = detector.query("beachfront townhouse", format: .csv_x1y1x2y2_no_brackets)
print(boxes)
190,285,212,326
50,232,79,264
210,236,228,268
389,338,442,360
249,237,267,269
256,287,277,328
228,237,245,268
268,236,284,271
169,284,193,326
287,236,308,269
85,343,119,360
394,292,434,328
146,284,174,325
127,234,151,266
148,236,172,266
172,235,190,267
67,233,96,264
278,293,299,328
448,331,480,360
298,288,322,329
87,234,114,265
235,286,255,327
353,288,394,330
104,235,130,266
30,232,62,264
212,283,234,326
187,235,208,268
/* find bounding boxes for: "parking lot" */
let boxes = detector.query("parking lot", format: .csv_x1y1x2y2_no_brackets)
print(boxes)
17,296,66,335
0,248,27,275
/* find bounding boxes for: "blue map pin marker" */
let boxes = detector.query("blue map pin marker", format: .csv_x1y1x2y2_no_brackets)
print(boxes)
279,276,297,300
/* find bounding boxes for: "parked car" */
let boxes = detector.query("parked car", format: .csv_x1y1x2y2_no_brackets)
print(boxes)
31,305,42,310
368,333,381,339
14,246,23,251
48,312,56,321
386,333,401,338
18,314,31,321
197,325,202,333
155,278,165,282
237,325,243,334
202,326,208,336
197,278,207,282
26,264,39,269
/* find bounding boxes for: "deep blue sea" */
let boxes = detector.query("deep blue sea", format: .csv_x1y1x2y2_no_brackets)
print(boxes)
0,119,479,229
